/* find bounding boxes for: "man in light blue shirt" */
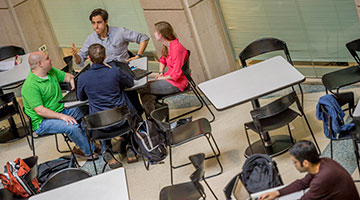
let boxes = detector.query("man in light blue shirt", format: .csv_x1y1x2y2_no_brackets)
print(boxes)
72,8,149,65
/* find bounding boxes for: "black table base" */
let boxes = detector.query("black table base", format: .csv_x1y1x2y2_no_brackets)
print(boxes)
0,125,27,143
244,135,294,157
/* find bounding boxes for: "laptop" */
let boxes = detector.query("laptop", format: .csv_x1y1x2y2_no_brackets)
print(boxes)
114,57,151,80
59,64,91,103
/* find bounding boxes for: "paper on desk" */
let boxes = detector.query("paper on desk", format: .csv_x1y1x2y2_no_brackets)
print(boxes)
0,60,15,71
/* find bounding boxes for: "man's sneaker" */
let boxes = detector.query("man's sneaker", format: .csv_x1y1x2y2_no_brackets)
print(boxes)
72,146,99,160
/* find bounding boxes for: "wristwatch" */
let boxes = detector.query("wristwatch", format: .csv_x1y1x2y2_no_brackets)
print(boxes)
136,53,142,57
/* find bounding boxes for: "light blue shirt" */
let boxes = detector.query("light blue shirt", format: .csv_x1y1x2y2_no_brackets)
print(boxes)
78,26,149,64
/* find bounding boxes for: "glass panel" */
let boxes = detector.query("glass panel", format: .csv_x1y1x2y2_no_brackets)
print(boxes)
41,0,154,51
218,0,360,77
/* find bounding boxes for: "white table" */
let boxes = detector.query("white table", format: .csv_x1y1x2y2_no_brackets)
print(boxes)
198,56,305,156
29,168,130,200
0,54,30,142
250,185,305,200
0,53,30,90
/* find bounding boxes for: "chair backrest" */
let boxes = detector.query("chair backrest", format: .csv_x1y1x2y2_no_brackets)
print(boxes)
82,106,133,140
346,38,360,65
150,105,170,131
189,153,206,197
238,37,292,67
181,50,191,79
319,92,354,138
250,91,299,120
0,46,25,61
41,168,91,192
62,55,74,73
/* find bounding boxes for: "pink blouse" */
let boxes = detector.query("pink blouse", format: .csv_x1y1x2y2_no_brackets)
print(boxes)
159,39,189,91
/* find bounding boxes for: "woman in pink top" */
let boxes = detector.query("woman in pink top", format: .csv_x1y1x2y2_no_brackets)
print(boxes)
139,21,189,116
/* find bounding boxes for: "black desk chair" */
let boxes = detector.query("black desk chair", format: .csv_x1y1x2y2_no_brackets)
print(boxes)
0,46,25,61
159,153,218,200
159,50,215,122
22,108,79,167
346,38,360,65
318,92,357,160
0,93,29,144
150,105,222,185
322,38,360,94
239,37,304,107
41,168,91,192
244,91,320,156
82,105,135,175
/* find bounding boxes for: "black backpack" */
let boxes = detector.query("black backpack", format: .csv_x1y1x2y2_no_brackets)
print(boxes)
131,120,167,167
37,156,75,186
240,154,283,194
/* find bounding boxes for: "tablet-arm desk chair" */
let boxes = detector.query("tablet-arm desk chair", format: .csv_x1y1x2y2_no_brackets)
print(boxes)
151,105,222,185
82,106,135,175
239,37,304,107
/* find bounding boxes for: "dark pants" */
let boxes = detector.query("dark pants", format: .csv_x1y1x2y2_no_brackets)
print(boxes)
139,80,180,116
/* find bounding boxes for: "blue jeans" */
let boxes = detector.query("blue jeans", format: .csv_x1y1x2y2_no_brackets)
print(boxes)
35,107,94,156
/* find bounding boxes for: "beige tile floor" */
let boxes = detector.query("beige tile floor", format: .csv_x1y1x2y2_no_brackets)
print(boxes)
1,86,360,200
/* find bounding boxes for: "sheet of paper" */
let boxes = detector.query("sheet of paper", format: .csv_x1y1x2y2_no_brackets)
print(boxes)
0,60,15,71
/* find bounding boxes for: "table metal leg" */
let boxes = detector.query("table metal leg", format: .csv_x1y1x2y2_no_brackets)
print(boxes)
245,99,293,157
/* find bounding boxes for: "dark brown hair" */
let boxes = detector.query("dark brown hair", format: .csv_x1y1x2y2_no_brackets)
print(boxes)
154,21,177,58
89,8,108,22
88,43,106,64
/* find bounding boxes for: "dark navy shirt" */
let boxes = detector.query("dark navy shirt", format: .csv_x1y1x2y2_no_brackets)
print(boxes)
77,62,135,114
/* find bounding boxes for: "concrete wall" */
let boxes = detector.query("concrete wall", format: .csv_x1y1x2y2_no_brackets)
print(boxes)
0,0,63,68
139,0,236,83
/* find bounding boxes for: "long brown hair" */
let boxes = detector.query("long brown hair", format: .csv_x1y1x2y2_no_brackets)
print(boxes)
154,21,177,58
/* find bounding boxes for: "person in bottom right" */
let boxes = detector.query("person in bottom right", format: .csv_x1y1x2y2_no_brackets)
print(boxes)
259,140,360,200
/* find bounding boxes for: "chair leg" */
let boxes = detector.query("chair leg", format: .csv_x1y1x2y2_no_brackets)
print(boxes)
192,87,215,123
203,178,218,200
287,124,294,144
302,113,321,154
203,133,223,179
168,88,204,122
63,135,79,168
330,139,333,159
169,146,174,185
55,134,71,153
86,138,98,175
244,125,253,154
352,139,360,175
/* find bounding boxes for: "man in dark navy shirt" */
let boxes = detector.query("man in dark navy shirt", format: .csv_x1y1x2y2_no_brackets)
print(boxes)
77,43,137,168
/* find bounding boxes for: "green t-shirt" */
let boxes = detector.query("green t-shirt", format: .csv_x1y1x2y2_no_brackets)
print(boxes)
21,67,66,130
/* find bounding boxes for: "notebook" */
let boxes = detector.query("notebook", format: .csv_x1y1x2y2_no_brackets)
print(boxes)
59,64,91,103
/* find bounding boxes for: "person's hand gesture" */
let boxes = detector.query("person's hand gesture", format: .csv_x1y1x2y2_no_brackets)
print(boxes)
71,43,78,56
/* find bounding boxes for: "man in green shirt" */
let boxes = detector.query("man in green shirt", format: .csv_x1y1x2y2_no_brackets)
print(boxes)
22,51,98,158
